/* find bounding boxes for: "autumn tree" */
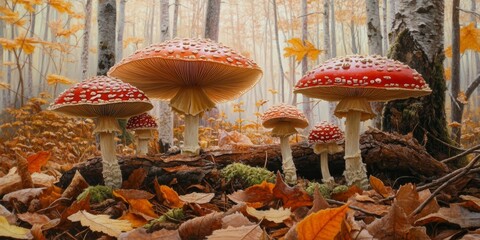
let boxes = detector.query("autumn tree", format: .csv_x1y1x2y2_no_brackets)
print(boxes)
97,0,116,75
205,0,221,41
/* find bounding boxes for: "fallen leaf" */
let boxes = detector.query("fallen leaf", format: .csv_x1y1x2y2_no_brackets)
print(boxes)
460,195,480,212
128,199,159,219
415,203,480,228
27,151,51,173
0,203,17,224
207,225,263,240
0,216,33,239
31,173,56,188
121,168,147,189
353,194,376,203
307,185,330,216
296,204,349,240
396,183,439,221
60,194,91,224
178,211,223,239
61,170,89,199
31,224,46,240
369,176,392,198
67,210,132,237
38,186,62,209
2,187,45,204
17,213,50,226
118,212,148,228
154,180,184,208
221,212,254,228
113,189,155,201
246,206,291,223
227,181,275,208
119,227,181,240
0,168,22,195
349,200,390,216
330,185,362,202
273,173,312,210
179,192,215,204
367,201,419,239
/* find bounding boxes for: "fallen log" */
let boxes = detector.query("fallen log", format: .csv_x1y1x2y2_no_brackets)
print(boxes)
57,129,448,190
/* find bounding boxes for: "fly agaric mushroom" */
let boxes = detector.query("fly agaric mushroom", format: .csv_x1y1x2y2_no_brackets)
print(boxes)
126,112,158,155
294,55,431,188
309,121,344,185
262,104,308,185
108,38,263,156
49,76,153,188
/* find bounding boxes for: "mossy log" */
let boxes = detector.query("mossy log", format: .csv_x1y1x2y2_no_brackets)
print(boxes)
57,129,448,190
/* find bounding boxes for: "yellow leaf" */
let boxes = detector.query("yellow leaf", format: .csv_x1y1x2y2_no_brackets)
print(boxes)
246,206,291,223
14,36,39,54
16,0,42,12
0,82,10,89
296,204,349,240
0,38,18,51
0,216,32,239
457,91,468,105
445,22,480,58
67,210,132,237
283,38,322,62
48,0,74,14
46,74,76,85
56,24,84,38
0,7,26,26
444,67,451,81
369,175,392,198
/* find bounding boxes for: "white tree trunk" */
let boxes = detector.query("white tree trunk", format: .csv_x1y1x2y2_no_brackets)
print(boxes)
388,0,396,31
326,0,338,125
301,0,312,131
81,0,92,80
97,0,116,76
172,0,180,38
116,0,126,62
329,0,336,57
205,0,221,41
382,0,388,53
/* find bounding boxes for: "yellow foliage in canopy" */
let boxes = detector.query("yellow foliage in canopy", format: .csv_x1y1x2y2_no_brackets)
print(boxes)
123,37,144,49
444,67,451,81
0,82,10,89
0,7,26,26
47,74,76,85
56,24,84,37
284,38,322,62
48,0,74,15
15,0,42,12
445,22,480,57
0,36,39,54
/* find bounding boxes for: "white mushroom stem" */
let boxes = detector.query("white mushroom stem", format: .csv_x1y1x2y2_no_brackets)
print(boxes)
319,151,334,185
135,129,152,156
343,110,369,188
279,135,297,185
94,116,122,189
182,114,200,155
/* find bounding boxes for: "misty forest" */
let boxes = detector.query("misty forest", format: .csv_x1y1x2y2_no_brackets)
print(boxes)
0,0,480,239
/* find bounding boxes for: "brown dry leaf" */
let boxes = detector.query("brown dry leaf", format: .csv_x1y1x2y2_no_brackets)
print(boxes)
227,181,274,208
221,212,254,228
61,170,89,199
296,204,349,240
2,187,45,204
246,206,291,223
349,200,390,216
0,203,17,224
119,227,181,240
17,213,50,226
396,183,440,221
369,175,392,198
16,152,33,188
0,216,33,239
0,168,22,195
178,211,223,239
330,185,362,202
60,194,91,224
307,185,330,216
38,186,62,209
31,173,56,188
128,199,159,219
154,180,184,208
415,203,480,228
179,192,215,204
367,201,418,239
31,224,46,240
67,210,132,237
113,189,155,201
207,225,263,240
118,212,148,228
121,168,147,189
26,151,51,173
406,227,430,240
354,194,375,203
273,172,312,211
460,195,480,212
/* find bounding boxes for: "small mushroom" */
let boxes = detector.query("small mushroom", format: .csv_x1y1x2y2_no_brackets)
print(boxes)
262,104,308,185
49,76,153,188
308,121,344,185
126,113,158,156
294,55,432,188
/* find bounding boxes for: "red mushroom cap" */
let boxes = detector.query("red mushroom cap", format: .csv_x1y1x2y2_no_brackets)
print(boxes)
49,76,152,118
262,104,309,129
309,121,344,144
126,113,158,130
294,55,431,102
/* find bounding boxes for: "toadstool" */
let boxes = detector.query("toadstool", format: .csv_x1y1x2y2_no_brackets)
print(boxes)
308,121,344,185
261,104,308,185
294,55,431,188
108,38,263,156
126,112,158,156
49,76,153,188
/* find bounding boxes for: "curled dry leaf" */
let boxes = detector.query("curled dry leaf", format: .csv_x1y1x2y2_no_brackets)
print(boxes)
246,206,291,223
369,175,393,198
178,211,223,239
330,185,362,202
307,186,330,216
60,193,90,224
179,192,215,204
121,168,147,189
0,216,33,239
396,183,439,221
31,172,56,188
118,212,148,228
222,212,254,228
119,227,181,240
26,151,51,173
273,173,312,211
67,210,132,237
460,195,480,212
0,167,22,195
17,212,50,226
415,203,480,228
207,225,263,240
128,199,159,220
227,181,274,208
296,204,349,240
61,170,89,199
154,179,184,208
2,187,45,204
0,203,17,224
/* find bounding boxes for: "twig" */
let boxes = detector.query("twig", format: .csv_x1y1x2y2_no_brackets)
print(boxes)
457,7,480,18
441,144,480,163
326,199,383,218
420,126,480,153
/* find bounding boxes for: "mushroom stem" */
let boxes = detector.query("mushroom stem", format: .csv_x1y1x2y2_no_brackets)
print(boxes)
343,110,369,189
320,151,334,185
280,135,297,185
182,114,200,155
99,132,122,189
135,129,152,156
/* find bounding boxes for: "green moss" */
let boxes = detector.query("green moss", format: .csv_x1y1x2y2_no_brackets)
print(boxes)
331,185,348,195
220,163,275,187
305,182,331,198
144,208,185,230
77,185,113,204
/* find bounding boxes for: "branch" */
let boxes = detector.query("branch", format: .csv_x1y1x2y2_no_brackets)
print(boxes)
441,144,480,163
457,7,480,18
297,11,322,18
465,73,480,100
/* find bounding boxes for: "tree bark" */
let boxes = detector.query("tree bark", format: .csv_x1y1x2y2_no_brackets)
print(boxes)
81,0,92,80
326,0,338,125
450,0,461,143
205,0,221,41
172,0,180,38
116,0,126,62
302,0,312,131
273,0,285,103
382,0,388,54
383,0,454,162
0,0,5,108
329,0,337,57
97,0,116,76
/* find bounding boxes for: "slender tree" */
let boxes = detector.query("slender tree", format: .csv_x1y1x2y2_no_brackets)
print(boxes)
116,0,126,62
81,0,92,80
205,0,221,41
302,0,312,130
330,0,337,57
173,0,180,38
450,0,461,143
273,0,285,103
97,0,116,76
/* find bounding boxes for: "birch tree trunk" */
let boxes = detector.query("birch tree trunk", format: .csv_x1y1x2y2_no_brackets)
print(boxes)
116,0,126,62
173,0,179,38
366,0,384,129
324,0,338,125
81,0,92,80
273,0,285,103
383,0,454,162
450,0,461,143
97,0,116,76
0,0,4,108
382,0,388,54
473,0,480,110
350,19,358,54
205,0,221,41
329,0,336,57
26,9,35,99
302,0,312,131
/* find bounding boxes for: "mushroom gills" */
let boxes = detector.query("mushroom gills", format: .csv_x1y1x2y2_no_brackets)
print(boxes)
334,97,375,121
170,88,216,116
271,122,298,137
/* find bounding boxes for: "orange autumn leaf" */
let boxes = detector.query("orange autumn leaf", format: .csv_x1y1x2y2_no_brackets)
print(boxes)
272,172,312,210
119,212,148,228
113,189,154,201
122,168,147,189
369,175,391,198
128,199,158,219
38,186,62,209
283,37,322,62
154,179,184,208
330,185,363,202
445,22,480,57
296,204,350,240
27,151,51,173
227,181,275,208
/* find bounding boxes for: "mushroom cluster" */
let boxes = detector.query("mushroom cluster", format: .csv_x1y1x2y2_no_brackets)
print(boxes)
295,55,431,188
126,112,158,156
262,104,308,185
109,38,263,156
309,121,344,185
49,76,153,188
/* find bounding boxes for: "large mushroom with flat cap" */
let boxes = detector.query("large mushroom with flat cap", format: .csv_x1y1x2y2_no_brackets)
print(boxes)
108,38,263,155
262,104,308,185
309,121,344,185
49,76,153,188
294,55,431,188
127,112,158,156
